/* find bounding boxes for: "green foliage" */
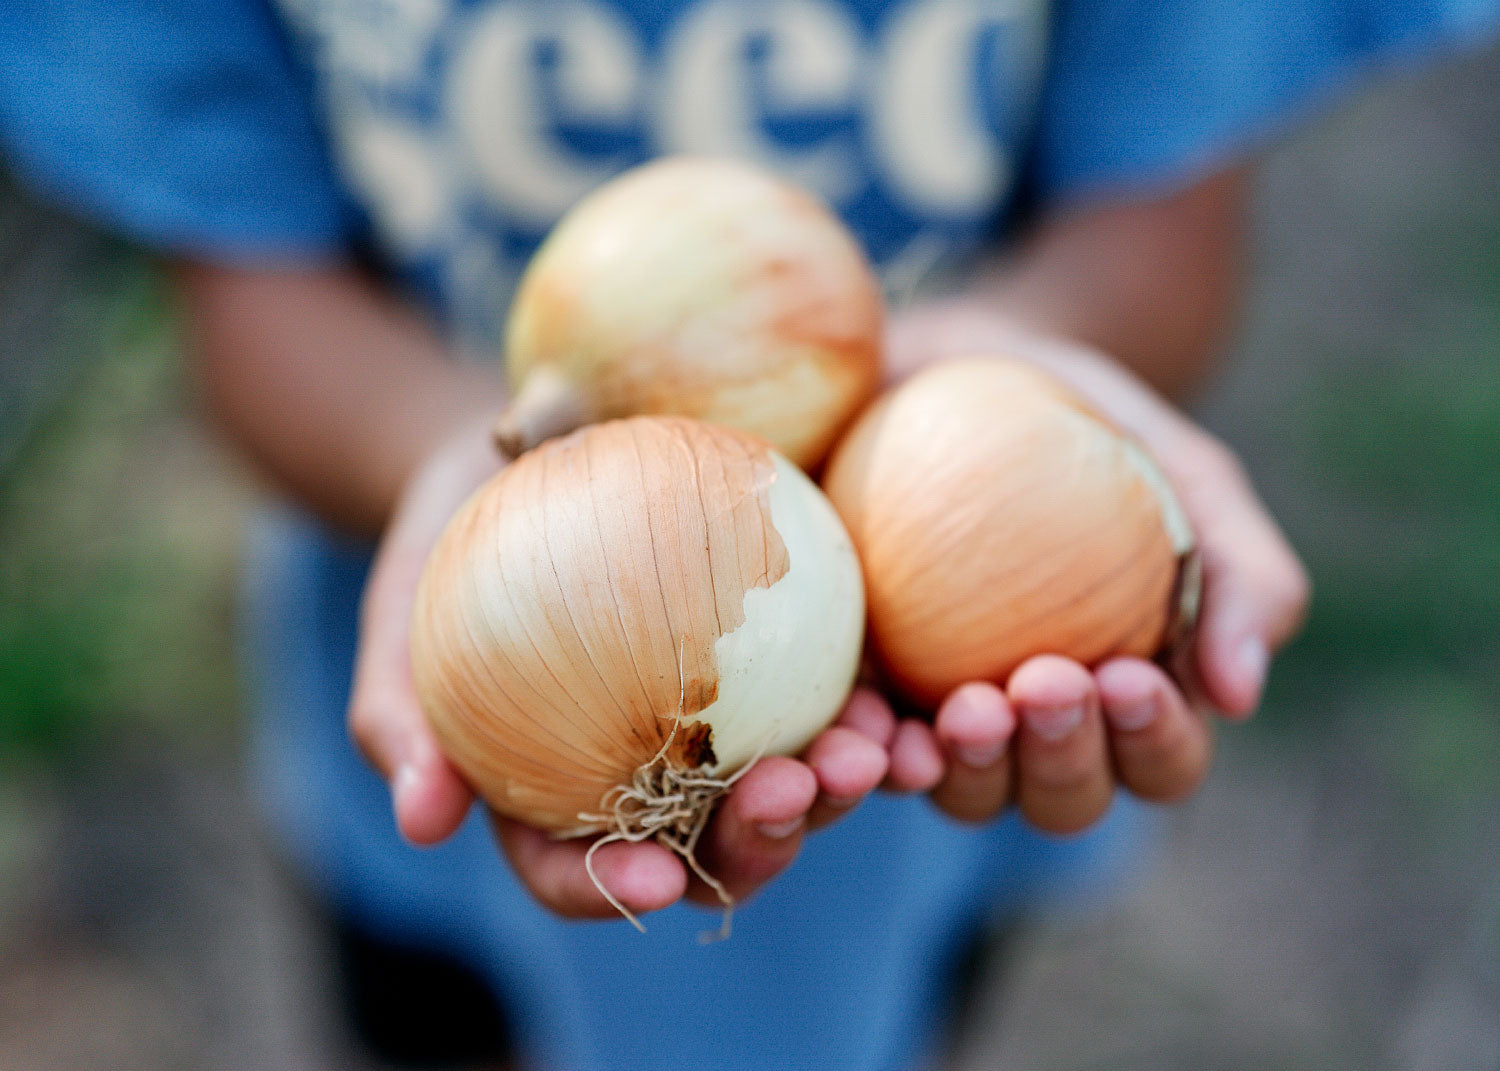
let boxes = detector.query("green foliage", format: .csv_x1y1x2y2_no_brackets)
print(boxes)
0,259,244,757
1281,303,1500,681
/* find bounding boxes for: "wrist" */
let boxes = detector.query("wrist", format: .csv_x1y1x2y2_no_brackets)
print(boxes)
344,363,508,538
884,297,1030,382
399,362,507,472
396,403,511,529
886,298,1203,458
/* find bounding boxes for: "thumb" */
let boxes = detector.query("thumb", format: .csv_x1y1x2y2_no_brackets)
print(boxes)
349,673,473,845
1179,450,1310,718
348,492,481,845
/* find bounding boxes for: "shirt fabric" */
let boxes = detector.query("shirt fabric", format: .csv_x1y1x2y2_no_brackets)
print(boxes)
3,1,1496,1068
6,0,1495,338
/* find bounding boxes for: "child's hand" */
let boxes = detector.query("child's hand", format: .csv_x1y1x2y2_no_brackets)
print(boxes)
346,417,888,921
853,302,1310,832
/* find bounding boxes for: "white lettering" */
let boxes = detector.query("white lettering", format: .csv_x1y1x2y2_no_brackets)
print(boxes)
277,0,447,84
656,0,861,203
871,0,1044,214
339,112,450,252
448,2,642,226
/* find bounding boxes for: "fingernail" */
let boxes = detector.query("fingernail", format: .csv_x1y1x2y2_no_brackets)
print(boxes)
756,816,805,840
955,740,1006,769
1025,703,1084,742
1237,637,1269,693
393,763,419,812
1107,694,1158,732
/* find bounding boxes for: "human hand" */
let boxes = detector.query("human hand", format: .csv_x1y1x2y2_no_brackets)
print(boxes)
850,301,1310,832
347,417,889,921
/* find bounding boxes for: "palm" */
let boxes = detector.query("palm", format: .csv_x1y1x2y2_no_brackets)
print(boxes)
864,306,1308,829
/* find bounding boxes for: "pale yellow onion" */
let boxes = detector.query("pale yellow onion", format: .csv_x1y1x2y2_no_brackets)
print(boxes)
822,358,1196,708
411,416,865,841
495,156,884,470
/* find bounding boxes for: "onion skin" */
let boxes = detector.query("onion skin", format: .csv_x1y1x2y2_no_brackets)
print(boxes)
497,156,884,470
412,416,865,835
822,358,1194,708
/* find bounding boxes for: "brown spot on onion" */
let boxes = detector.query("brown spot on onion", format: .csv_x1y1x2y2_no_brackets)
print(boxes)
676,721,717,770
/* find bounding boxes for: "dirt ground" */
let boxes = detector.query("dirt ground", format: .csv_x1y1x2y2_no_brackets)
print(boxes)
2,37,1498,1071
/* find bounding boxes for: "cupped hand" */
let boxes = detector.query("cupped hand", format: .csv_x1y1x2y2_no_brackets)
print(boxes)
347,418,889,921
857,302,1310,832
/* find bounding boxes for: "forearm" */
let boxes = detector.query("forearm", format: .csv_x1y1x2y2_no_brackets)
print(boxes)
174,260,502,537
891,166,1251,402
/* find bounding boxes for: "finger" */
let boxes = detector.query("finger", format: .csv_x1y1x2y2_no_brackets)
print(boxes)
836,686,899,749
348,424,505,844
884,719,946,793
350,544,473,846
1009,656,1113,835
350,658,472,844
805,727,890,829
930,682,1017,824
390,747,475,846
691,757,818,905
1096,658,1213,802
1172,442,1311,718
493,816,687,921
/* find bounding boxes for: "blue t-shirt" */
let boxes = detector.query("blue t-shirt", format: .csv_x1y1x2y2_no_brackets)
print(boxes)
3,3,1497,1069
5,0,1495,342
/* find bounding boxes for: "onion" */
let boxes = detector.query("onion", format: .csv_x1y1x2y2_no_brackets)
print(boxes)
495,156,884,470
822,358,1197,708
412,416,864,925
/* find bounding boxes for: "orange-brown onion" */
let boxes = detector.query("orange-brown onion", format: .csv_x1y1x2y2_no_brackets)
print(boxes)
495,156,884,471
822,358,1196,708
412,417,865,835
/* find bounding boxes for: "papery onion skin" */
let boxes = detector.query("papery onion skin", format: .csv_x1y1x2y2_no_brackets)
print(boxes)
412,416,865,835
822,358,1194,708
497,156,884,470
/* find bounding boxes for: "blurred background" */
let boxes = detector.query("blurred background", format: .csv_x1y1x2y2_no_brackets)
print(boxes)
1,37,1497,1071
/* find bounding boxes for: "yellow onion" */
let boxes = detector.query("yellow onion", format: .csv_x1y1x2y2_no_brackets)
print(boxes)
412,416,864,855
822,358,1197,708
495,156,884,470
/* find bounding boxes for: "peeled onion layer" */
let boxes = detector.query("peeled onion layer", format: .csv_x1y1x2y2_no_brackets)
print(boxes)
822,358,1197,708
411,417,865,841
496,156,884,470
